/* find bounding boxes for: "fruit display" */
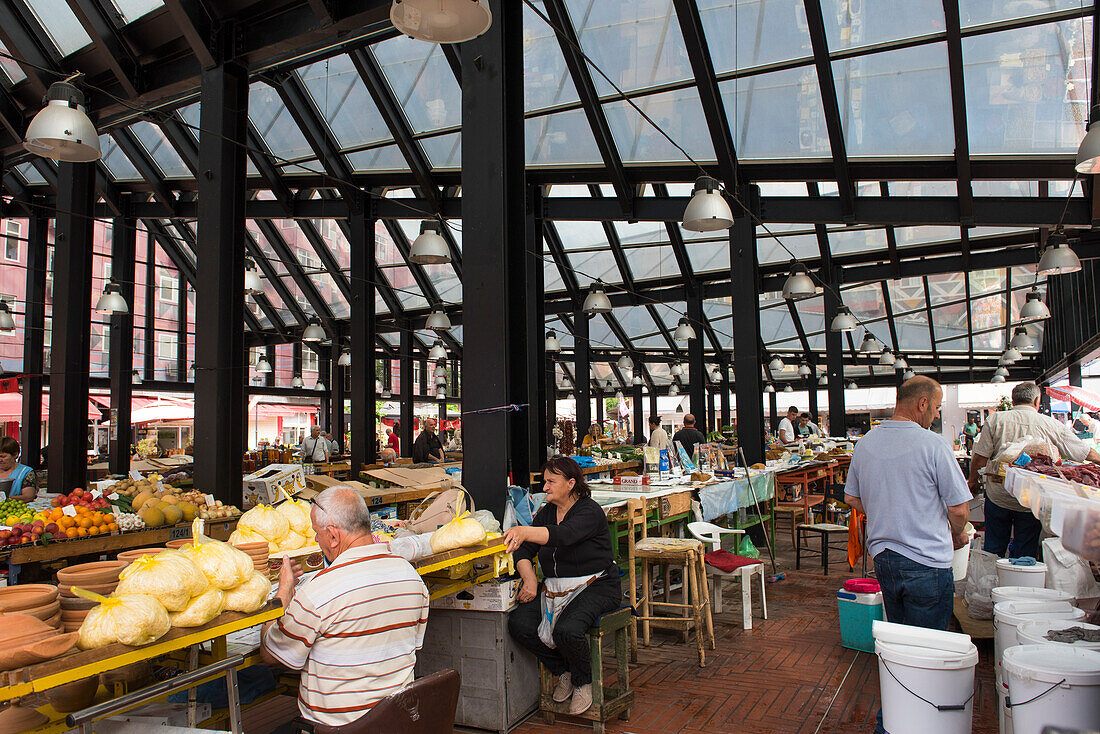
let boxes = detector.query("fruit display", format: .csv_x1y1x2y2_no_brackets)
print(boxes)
116,513,144,531
107,474,164,498
51,488,112,512
0,498,30,524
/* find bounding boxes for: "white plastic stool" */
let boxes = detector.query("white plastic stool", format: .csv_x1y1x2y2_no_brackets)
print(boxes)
687,520,768,630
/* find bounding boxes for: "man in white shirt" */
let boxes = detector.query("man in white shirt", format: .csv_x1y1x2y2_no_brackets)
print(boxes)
777,406,799,446
299,426,331,464
968,381,1100,559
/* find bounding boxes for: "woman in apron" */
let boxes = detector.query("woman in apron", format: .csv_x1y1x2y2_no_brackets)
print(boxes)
0,436,37,502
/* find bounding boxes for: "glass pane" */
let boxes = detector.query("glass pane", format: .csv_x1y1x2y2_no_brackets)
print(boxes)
0,41,26,84
110,0,163,23
969,268,1005,297
371,38,461,134
421,133,460,169
298,55,393,149
829,227,887,256
931,302,969,350
760,306,799,344
545,259,566,293
568,249,622,285
698,0,812,72
563,0,693,96
423,263,461,304
604,87,716,163
972,293,1005,352
972,180,1039,196
720,66,831,160
554,220,608,251
757,231,820,264
347,145,410,172
629,245,680,280
960,0,1091,27
689,239,730,273
526,109,603,165
589,315,622,349
101,135,143,180
381,265,428,310
15,163,44,185
249,83,314,161
616,306,663,347
130,121,191,178
309,271,348,318
524,0,580,112
833,43,953,156
894,226,961,247
964,19,1091,155
822,0,944,51
843,283,887,321
24,0,91,56
887,180,958,196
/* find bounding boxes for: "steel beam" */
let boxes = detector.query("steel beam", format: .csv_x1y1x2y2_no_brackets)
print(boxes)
574,307,592,438
730,208,765,464
399,324,413,456
349,202,377,469
108,209,136,473
66,0,141,97
20,211,47,470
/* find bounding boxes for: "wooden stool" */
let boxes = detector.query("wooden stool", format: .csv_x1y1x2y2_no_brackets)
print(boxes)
539,607,634,733
625,499,714,667
774,504,805,547
796,522,851,575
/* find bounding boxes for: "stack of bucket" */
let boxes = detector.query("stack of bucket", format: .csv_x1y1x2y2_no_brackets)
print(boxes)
872,620,978,734
837,578,884,653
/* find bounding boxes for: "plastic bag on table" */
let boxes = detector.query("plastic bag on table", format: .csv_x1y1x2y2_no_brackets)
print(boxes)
429,510,488,553
224,571,272,614
115,549,210,611
180,519,255,590
237,504,291,543
407,481,474,534
275,495,312,535
737,535,760,560
472,509,502,535
169,587,226,628
74,589,171,649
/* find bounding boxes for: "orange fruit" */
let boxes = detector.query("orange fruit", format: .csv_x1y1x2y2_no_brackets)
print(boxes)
91,513,103,525
107,523,118,533
78,517,92,529
65,528,78,539
76,527,88,537
103,514,115,524
87,527,100,536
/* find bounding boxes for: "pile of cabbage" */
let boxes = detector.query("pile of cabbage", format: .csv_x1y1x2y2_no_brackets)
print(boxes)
75,520,272,650
228,498,316,553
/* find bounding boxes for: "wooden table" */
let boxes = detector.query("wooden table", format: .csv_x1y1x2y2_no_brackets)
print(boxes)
529,460,641,486
775,460,837,522
414,537,511,601
307,460,351,477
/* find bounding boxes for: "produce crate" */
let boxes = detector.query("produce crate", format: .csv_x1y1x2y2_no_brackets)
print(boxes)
659,490,693,520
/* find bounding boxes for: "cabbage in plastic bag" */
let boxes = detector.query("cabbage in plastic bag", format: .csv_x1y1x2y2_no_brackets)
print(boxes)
228,528,268,547
276,530,307,552
430,511,488,553
224,571,271,614
181,520,254,589
276,497,312,535
169,587,226,628
238,504,290,542
75,590,171,649
115,550,210,611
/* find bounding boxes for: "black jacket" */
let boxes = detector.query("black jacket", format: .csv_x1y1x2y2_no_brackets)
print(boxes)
411,431,443,463
514,497,618,580
672,427,707,458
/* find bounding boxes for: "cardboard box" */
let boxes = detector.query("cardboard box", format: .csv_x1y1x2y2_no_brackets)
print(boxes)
370,506,397,522
430,577,520,612
242,464,305,508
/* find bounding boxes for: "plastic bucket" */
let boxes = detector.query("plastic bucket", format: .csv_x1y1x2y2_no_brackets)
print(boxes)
993,601,1084,674
952,523,975,582
874,639,978,734
992,586,1074,606
1002,645,1100,734
996,673,1013,734
996,558,1048,589
1016,619,1100,652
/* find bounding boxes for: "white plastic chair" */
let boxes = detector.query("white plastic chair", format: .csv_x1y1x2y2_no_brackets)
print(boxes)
687,520,767,629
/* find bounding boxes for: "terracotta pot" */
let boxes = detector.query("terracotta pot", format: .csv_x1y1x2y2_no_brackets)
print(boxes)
0,704,48,734
116,548,163,563
59,595,98,611
165,539,192,550
20,599,60,622
60,608,89,622
232,541,268,555
0,613,55,645
58,582,116,598
44,609,62,629
56,560,128,587
0,584,58,613
45,675,99,712
0,631,78,671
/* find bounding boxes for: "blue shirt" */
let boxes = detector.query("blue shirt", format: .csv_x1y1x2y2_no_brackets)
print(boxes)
846,420,971,569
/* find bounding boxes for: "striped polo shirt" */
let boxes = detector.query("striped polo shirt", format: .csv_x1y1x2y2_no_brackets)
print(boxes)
262,542,430,726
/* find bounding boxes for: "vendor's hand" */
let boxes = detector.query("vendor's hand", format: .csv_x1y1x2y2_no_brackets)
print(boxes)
276,560,304,607
517,577,538,604
952,530,971,550
503,526,530,553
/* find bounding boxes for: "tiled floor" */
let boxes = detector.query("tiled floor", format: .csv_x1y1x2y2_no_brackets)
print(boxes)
510,547,1000,734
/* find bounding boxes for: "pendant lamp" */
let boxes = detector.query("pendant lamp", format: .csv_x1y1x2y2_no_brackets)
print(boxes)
798,362,811,377
682,176,733,232
783,384,793,393
902,369,916,381
314,379,326,391
409,220,451,265
1009,327,1032,350
782,261,815,299
0,300,14,331
302,319,325,342
23,81,101,162
617,354,633,371
768,356,785,372
545,330,562,352
894,356,909,370
425,308,451,331
1037,227,1081,275
95,281,129,315
582,281,612,314
860,333,884,355
878,348,896,366
429,341,448,361
1076,104,1100,173
244,259,264,295
670,361,683,376
673,317,696,342
256,357,273,374
390,0,492,43
291,375,305,388
764,383,775,393
1019,287,1051,322
830,305,857,332
991,374,1006,383
337,349,351,366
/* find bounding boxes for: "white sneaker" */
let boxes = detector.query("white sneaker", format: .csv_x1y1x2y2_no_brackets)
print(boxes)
568,683,592,714
552,672,573,702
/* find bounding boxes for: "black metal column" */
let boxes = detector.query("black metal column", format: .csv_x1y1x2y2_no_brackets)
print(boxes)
293,342,303,390
649,388,658,421
318,349,331,431
596,389,604,425
707,389,716,434
808,378,819,422
1069,360,1083,388
546,357,558,444
265,345,276,388
143,233,154,380
633,384,644,442
177,281,188,382
48,162,95,494
575,310,591,433
108,210,136,474
20,211,47,470
332,350,345,452
349,203,376,469
731,210,765,464
769,391,778,432
720,370,731,428
825,267,846,435
687,293,706,421
194,61,248,503
399,326,413,456
525,185,547,477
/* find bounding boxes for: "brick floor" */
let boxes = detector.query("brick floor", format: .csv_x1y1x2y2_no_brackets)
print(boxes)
510,547,999,734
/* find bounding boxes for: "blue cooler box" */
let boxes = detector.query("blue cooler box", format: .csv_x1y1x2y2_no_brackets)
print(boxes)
837,589,884,652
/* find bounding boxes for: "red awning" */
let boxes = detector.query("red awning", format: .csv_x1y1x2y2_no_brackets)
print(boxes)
1045,385,1100,412
0,393,101,421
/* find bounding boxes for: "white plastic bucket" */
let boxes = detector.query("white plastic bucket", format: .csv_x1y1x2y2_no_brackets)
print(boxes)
996,558,1048,589
996,673,1013,734
874,639,978,734
992,586,1074,605
993,601,1084,673
952,523,975,582
1002,645,1100,734
1016,619,1100,652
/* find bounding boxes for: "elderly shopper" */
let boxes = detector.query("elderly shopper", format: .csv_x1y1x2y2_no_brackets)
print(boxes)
969,381,1100,559
261,486,429,728
504,457,621,715
672,413,706,458
412,417,445,464
0,437,36,502
299,425,331,464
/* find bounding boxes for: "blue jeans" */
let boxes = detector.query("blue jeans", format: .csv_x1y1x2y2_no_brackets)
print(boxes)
982,496,1041,559
873,549,955,733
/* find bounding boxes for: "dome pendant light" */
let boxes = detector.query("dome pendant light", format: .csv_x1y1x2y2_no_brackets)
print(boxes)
1076,105,1100,173
846,381,857,390
244,259,264,295
768,356,785,372
818,374,828,386
995,366,1009,378
302,318,325,342
425,308,451,331
390,0,492,43
1009,327,1032,350
436,386,448,400
670,361,683,376
682,176,733,232
291,375,305,388
860,333,884,355
409,220,451,265
830,305,857,332
878,348,896,366
894,356,909,370
782,261,816,299
132,370,142,385
1037,227,1081,275
545,330,561,352
582,280,612,314
315,379,326,391
95,281,129,315
256,357,273,374
783,384,793,393
1000,348,1022,364
436,374,448,387
673,317,696,342
429,341,448,361
23,81,101,163
0,300,15,332
617,354,633,372
337,349,351,367
763,383,775,393
798,362,811,377
902,369,916,381
669,383,679,396
187,362,195,380
991,374,1006,384
1019,287,1051,322
632,374,643,386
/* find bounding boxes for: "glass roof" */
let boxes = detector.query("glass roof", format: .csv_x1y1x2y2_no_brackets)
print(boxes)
111,0,164,24
23,0,91,56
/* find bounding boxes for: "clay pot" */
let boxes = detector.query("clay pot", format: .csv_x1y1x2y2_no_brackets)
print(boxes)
233,541,268,555
58,582,116,598
0,613,55,645
0,704,48,734
59,595,98,612
60,609,89,623
165,539,192,550
0,584,58,613
20,599,60,622
44,609,62,629
45,675,99,712
0,631,78,670
116,548,163,563
56,560,128,587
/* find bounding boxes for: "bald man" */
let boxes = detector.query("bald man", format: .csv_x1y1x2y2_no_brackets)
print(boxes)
672,414,707,459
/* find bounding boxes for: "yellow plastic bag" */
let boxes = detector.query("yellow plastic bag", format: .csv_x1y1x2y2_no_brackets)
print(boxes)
224,571,271,614
429,510,487,553
180,520,254,590
228,528,267,547
115,550,209,612
73,589,170,649
276,495,312,536
238,504,290,542
169,587,226,628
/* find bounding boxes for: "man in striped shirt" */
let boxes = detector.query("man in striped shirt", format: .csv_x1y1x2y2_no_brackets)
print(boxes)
261,486,430,728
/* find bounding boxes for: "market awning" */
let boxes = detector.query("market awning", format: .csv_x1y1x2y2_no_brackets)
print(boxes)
130,404,195,424
253,403,319,417
1044,385,1100,412
0,393,101,421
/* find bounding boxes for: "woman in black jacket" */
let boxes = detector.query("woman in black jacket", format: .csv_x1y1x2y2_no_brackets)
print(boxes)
504,456,621,715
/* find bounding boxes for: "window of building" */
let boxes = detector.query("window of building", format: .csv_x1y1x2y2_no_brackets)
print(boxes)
3,221,20,261
296,248,320,271
159,273,178,302
157,332,178,360
303,348,319,372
